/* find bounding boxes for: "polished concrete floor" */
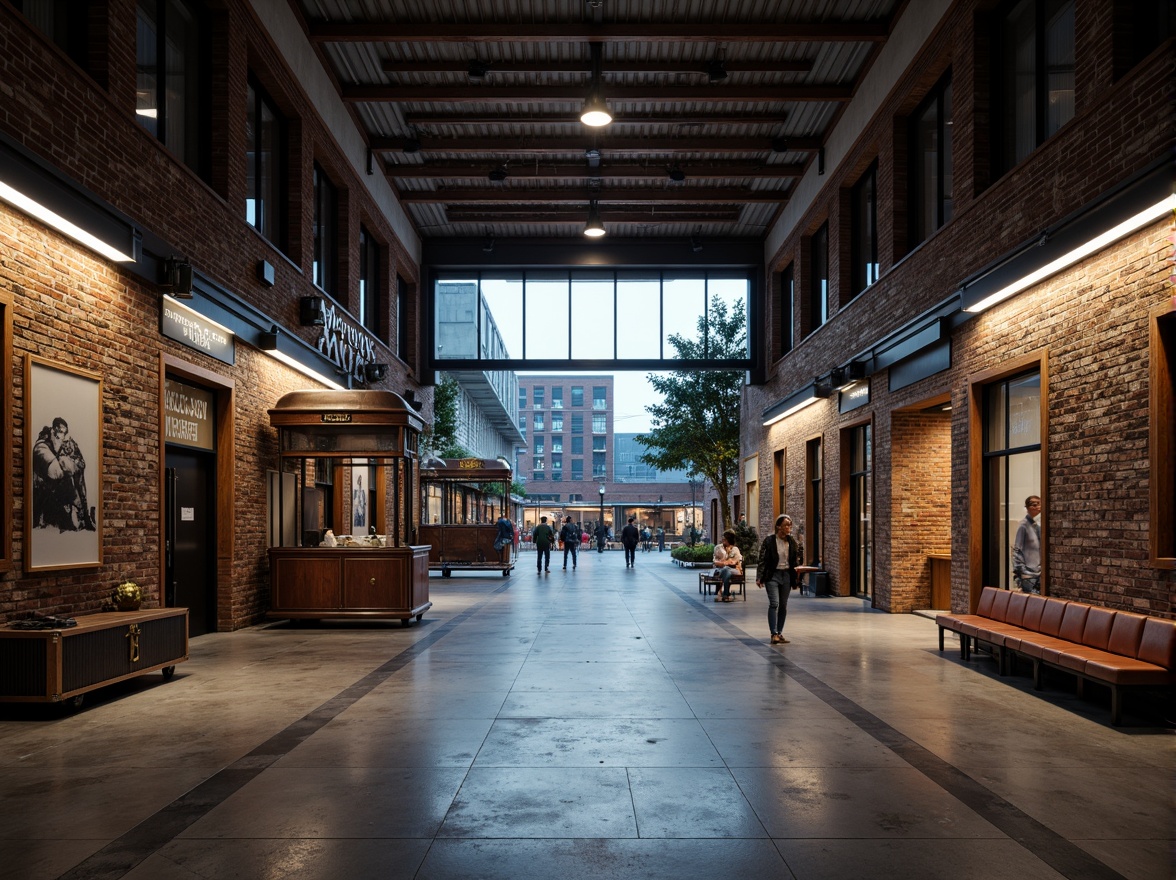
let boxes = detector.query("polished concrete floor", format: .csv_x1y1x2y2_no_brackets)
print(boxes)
1,549,1172,880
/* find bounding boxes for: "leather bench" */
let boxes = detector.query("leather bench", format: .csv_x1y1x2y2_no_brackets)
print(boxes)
937,586,1176,725
699,571,746,600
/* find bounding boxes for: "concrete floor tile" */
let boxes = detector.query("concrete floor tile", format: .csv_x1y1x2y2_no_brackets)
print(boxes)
418,838,793,880
179,768,467,839
275,716,495,768
0,838,105,880
438,767,637,837
124,838,432,880
701,717,910,768
772,838,1067,880
628,767,768,838
474,717,722,767
499,689,696,718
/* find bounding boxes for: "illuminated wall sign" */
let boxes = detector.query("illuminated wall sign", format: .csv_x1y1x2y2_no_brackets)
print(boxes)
164,378,215,450
161,296,235,365
839,381,870,414
321,413,352,423
316,301,378,385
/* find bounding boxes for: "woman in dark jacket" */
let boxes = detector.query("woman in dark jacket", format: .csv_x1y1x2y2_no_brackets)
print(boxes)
756,514,804,645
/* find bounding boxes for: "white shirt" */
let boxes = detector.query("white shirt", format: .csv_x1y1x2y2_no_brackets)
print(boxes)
713,543,742,570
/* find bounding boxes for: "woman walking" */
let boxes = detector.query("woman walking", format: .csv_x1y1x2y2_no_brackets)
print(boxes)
756,514,803,644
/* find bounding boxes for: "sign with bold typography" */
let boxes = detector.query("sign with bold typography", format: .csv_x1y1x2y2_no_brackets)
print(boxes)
164,379,215,450
839,381,870,414
161,297,235,365
315,301,379,385
458,458,482,469
321,413,352,423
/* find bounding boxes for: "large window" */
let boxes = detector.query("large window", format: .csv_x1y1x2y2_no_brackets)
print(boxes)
435,271,752,368
551,413,563,432
571,460,584,480
848,424,872,598
1151,309,1175,567
997,0,1075,171
19,0,90,70
910,72,953,246
571,414,583,433
136,0,207,176
806,437,823,566
551,387,563,409
571,436,584,455
359,227,384,340
592,415,606,434
850,163,879,298
982,370,1042,591
809,223,828,332
533,386,545,406
396,275,409,360
533,414,544,432
245,77,283,246
312,163,337,295
779,263,794,357
571,386,584,407
593,387,607,410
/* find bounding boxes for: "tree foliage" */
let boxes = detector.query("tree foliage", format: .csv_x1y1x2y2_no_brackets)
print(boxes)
423,374,465,457
637,296,746,531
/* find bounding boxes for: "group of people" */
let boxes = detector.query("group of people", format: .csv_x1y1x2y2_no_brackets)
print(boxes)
527,515,588,573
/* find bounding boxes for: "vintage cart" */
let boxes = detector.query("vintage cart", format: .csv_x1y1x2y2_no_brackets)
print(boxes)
419,457,516,577
266,390,430,624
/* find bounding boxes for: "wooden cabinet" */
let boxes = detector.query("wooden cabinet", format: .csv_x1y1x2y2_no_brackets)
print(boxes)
0,608,189,704
268,546,431,623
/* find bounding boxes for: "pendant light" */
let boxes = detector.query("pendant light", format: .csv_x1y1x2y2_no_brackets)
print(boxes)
580,43,612,127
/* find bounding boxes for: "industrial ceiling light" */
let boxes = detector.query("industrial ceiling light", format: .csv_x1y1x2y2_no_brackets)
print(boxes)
690,236,703,253
706,59,728,83
482,235,495,253
580,43,613,127
488,165,508,182
467,60,489,79
583,200,606,237
771,137,790,153
668,164,686,182
161,256,193,298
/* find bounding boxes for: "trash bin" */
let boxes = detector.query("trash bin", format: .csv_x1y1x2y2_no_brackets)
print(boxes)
810,570,829,596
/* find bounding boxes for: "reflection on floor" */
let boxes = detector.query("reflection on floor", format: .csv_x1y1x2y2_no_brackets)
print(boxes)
1,552,1171,880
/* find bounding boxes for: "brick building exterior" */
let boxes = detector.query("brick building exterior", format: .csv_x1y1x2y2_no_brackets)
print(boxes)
743,0,1174,615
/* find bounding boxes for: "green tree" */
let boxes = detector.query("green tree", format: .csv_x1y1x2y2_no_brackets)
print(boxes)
423,374,466,458
637,296,746,531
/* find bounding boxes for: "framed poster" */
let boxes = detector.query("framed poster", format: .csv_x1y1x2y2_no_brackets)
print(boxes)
351,461,369,533
25,356,103,571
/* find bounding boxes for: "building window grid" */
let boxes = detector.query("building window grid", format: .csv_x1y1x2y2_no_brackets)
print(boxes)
245,76,283,246
779,263,794,357
810,223,829,331
136,0,205,175
312,163,337,294
850,164,879,298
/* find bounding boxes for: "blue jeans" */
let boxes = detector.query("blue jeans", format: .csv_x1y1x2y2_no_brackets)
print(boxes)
716,566,734,598
563,543,578,568
536,547,551,571
765,570,792,635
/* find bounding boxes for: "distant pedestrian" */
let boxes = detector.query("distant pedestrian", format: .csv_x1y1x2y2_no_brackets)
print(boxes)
656,526,665,551
533,516,556,573
560,516,581,570
621,517,640,567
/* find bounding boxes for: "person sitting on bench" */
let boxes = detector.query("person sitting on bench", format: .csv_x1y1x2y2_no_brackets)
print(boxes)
712,530,742,602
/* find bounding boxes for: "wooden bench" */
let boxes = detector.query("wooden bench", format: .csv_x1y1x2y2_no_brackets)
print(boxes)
937,587,1176,725
698,571,747,600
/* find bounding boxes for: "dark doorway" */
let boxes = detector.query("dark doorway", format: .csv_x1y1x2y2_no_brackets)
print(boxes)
165,449,216,635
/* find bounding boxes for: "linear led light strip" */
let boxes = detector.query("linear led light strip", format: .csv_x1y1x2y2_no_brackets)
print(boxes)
267,347,346,390
763,392,820,426
0,180,136,263
964,195,1175,313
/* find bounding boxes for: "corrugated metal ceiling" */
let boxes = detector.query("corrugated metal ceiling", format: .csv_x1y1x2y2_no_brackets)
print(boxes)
296,0,900,241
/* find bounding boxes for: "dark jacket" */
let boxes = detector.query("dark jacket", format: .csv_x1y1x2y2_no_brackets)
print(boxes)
620,524,640,548
757,533,803,586
559,522,581,545
533,523,555,550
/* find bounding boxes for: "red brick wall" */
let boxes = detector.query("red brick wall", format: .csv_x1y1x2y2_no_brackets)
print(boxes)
890,412,952,612
0,2,427,628
747,0,1174,615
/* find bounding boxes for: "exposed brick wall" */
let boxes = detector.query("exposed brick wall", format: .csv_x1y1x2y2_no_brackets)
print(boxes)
890,412,952,612
0,1,430,628
748,1,1174,615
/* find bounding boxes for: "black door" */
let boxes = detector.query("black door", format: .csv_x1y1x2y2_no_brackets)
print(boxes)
165,449,216,635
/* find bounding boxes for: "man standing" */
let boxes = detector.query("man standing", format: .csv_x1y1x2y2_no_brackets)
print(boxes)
620,517,640,568
1013,495,1042,594
31,416,95,532
533,516,556,573
560,516,581,570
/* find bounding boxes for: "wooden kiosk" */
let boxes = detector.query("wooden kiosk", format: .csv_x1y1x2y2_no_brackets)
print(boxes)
419,457,516,577
266,390,431,624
